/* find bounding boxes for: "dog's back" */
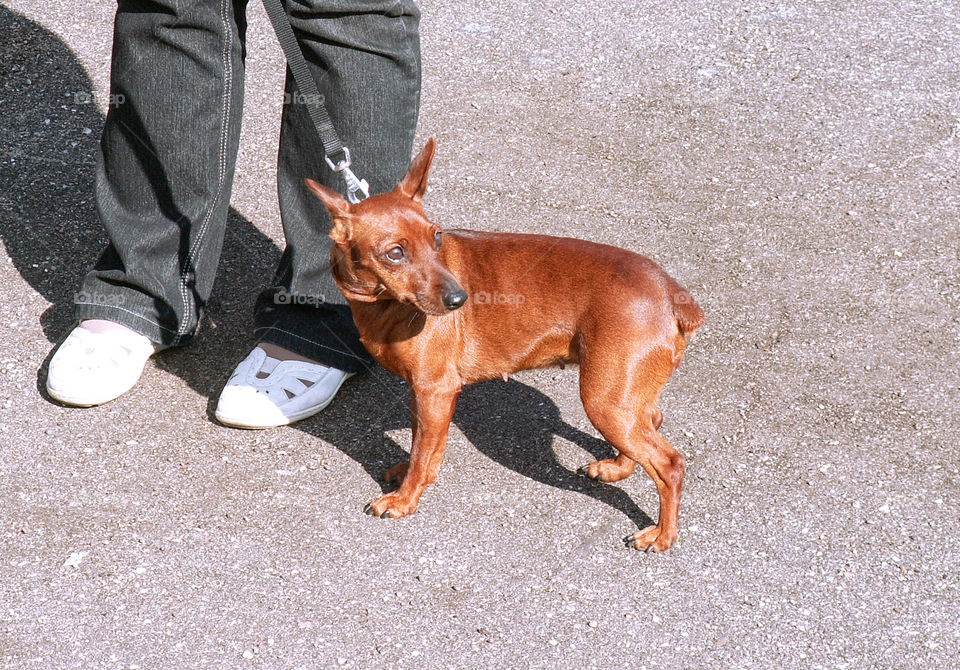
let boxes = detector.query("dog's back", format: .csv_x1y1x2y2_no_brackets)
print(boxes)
440,230,703,383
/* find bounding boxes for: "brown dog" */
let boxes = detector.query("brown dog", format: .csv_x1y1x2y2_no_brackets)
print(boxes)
305,138,704,552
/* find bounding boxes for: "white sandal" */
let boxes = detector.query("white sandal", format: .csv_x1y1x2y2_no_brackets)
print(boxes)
46,325,159,407
215,347,355,429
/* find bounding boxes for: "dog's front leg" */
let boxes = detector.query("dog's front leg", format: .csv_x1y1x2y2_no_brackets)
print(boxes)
364,383,460,519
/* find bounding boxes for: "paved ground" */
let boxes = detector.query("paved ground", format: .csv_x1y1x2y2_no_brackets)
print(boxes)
2,0,959,668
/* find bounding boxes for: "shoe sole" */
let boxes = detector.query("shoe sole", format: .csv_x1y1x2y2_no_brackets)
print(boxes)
46,383,128,408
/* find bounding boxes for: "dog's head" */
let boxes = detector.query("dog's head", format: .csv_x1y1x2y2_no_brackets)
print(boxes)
306,138,467,316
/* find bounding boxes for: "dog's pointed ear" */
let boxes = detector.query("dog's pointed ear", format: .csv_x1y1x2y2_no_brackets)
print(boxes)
395,137,436,202
305,178,353,242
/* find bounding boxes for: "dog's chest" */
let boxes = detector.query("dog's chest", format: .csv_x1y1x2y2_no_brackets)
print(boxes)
351,302,458,378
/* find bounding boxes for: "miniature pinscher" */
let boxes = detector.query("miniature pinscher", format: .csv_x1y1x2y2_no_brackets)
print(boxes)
305,138,704,552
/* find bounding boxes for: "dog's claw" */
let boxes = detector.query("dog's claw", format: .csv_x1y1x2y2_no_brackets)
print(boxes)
622,534,658,553
624,525,675,553
364,503,395,519
577,465,595,479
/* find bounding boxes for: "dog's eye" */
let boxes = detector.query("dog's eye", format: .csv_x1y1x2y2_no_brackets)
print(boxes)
385,246,405,263
434,231,442,249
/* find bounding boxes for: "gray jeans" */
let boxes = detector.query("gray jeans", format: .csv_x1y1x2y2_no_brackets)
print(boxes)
75,0,421,372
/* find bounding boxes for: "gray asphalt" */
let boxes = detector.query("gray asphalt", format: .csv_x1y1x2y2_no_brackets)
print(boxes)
2,1,959,668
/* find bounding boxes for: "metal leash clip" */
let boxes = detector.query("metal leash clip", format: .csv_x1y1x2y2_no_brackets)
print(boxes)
325,148,370,204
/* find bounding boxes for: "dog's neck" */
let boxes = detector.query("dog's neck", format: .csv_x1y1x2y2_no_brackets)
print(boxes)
347,298,429,364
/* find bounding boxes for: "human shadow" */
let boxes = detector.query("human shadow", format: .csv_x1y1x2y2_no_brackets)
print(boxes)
0,4,106,341
1,4,653,532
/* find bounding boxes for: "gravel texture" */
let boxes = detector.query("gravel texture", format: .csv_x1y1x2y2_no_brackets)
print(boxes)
1,1,958,668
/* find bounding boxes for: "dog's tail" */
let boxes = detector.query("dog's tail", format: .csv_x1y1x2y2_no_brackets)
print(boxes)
670,287,704,337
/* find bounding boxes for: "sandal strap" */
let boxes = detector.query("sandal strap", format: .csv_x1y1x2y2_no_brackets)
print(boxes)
228,347,336,399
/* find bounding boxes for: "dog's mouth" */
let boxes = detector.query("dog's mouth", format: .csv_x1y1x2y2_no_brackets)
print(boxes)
412,292,451,316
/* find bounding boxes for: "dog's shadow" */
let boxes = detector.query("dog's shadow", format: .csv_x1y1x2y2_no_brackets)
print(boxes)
296,374,656,530
3,4,652,533
456,379,655,529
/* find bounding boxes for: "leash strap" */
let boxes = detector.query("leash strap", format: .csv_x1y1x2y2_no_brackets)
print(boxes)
260,0,370,203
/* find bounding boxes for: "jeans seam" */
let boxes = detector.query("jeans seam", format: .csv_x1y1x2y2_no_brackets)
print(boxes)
175,0,234,344
75,302,179,335
397,0,420,149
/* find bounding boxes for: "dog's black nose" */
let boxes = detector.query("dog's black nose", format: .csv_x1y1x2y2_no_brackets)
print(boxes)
442,287,468,310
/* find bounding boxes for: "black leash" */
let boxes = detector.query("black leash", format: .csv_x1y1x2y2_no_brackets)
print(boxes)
260,0,370,203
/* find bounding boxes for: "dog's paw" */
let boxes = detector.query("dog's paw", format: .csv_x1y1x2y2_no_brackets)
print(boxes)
383,461,410,487
623,524,676,553
577,458,635,483
363,492,418,519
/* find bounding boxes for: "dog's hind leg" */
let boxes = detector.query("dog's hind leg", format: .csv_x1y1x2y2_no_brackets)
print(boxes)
618,424,685,553
578,341,685,552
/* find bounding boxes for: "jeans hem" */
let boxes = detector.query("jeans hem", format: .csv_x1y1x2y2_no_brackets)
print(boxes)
74,302,182,346
254,325,374,374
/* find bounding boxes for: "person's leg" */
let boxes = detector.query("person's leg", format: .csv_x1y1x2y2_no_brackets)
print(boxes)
255,0,422,372
215,0,421,428
76,0,249,345
47,0,249,406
